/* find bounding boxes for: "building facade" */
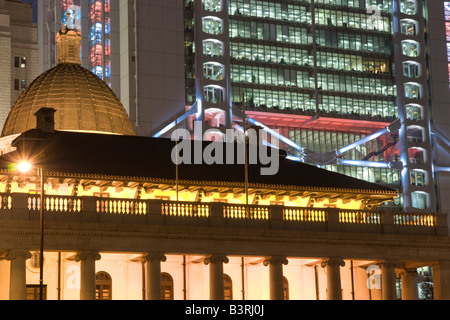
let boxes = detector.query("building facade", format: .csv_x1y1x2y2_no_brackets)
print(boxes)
0,0,38,130
427,1,450,229
35,1,450,221
0,111,449,301
177,0,450,222
0,17,449,301
183,0,404,206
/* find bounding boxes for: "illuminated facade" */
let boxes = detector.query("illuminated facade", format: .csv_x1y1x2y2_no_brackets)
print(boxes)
87,0,111,82
445,2,450,86
0,107,449,301
428,2,450,226
183,0,402,198
0,19,450,301
166,0,450,219
0,109,450,301
35,0,450,218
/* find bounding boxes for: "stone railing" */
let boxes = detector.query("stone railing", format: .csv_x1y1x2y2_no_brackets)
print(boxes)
0,193,447,237
284,208,327,222
96,198,147,215
28,194,82,213
223,204,270,220
161,201,210,218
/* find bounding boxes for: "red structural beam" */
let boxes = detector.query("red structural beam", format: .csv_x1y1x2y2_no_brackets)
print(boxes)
246,111,391,134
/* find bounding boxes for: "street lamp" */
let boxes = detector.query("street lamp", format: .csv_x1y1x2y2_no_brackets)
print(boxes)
17,160,45,300
17,162,31,174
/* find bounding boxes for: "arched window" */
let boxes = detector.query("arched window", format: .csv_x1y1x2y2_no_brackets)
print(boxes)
283,277,289,300
412,191,430,210
161,273,174,300
95,272,112,300
400,0,417,15
400,19,418,36
402,40,419,57
410,169,427,187
202,0,222,12
203,85,224,104
404,83,422,99
202,17,223,35
406,104,423,121
403,61,420,78
203,39,223,57
204,62,224,81
224,274,233,300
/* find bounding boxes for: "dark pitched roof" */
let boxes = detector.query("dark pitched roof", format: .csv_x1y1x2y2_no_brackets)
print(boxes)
0,130,397,194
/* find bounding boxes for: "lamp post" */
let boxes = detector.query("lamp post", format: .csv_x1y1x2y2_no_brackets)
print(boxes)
38,164,44,300
18,160,45,300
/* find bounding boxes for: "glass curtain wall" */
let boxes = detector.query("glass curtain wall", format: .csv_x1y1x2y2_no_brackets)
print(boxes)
183,0,401,206
228,0,397,122
288,127,400,184
88,0,111,85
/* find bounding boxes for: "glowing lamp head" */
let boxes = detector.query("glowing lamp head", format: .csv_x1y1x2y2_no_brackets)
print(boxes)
17,162,32,173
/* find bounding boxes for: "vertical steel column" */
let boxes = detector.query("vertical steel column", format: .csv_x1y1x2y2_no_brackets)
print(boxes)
393,0,436,212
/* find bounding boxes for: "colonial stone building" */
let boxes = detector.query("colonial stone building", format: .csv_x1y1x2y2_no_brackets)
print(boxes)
0,19,449,301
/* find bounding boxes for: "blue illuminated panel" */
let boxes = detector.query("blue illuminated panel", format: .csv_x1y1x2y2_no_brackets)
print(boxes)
445,2,450,87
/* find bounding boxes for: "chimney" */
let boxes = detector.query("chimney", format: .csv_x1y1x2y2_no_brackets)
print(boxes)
35,108,56,133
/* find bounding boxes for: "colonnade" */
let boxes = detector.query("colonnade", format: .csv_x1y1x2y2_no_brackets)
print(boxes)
5,249,450,300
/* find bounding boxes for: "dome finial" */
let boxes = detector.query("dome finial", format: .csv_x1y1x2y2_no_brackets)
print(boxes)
56,13,82,65
66,12,71,28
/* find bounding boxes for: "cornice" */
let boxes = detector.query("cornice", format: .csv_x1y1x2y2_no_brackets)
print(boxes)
0,169,398,197
0,221,448,259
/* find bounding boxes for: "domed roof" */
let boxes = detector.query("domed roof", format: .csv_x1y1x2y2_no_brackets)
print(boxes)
2,27,135,137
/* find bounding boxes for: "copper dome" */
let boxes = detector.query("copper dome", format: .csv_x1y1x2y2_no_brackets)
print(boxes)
2,62,135,137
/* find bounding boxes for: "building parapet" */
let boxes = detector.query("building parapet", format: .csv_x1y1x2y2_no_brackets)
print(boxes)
0,193,446,237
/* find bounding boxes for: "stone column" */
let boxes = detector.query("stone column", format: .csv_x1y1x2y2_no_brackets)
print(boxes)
7,250,31,300
204,255,229,300
263,256,288,300
432,261,450,300
381,260,398,300
400,269,418,300
144,253,167,300
75,251,101,300
321,258,345,300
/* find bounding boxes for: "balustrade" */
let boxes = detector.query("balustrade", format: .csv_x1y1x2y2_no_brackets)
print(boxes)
284,208,327,222
394,213,435,227
161,201,210,218
223,204,269,220
0,194,443,236
0,194,12,210
28,195,82,213
339,210,382,225
96,199,147,215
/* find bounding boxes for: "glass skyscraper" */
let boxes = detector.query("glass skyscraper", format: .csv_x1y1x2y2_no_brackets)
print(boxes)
183,0,439,213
